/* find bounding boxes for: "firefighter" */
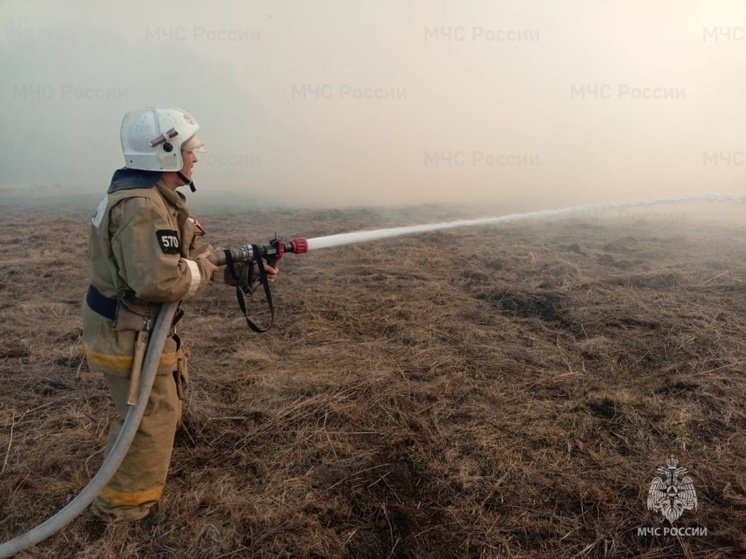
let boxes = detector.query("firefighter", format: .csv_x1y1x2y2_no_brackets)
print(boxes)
82,106,276,524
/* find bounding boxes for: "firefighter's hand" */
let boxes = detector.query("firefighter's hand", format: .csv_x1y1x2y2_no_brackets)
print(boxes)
198,250,220,279
251,262,279,283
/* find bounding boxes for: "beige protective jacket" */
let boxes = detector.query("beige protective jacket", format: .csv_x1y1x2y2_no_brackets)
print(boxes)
82,180,213,376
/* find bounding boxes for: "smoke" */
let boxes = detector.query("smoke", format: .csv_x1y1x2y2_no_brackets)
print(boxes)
0,0,744,209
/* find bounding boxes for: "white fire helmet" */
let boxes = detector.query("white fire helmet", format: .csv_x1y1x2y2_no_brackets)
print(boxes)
120,106,206,172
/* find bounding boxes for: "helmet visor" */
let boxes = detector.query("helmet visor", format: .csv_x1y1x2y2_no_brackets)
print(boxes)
182,132,206,153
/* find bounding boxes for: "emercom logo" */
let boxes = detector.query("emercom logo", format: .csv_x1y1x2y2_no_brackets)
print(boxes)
637,457,708,538
647,456,698,523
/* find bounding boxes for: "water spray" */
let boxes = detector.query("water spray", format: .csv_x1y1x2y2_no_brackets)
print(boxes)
212,192,746,263
303,193,744,249
1,192,743,558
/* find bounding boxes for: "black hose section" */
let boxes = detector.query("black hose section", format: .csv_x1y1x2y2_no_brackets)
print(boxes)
0,302,179,559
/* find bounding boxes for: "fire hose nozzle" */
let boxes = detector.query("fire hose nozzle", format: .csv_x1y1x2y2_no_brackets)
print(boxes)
208,238,309,266
288,238,308,254
267,237,308,266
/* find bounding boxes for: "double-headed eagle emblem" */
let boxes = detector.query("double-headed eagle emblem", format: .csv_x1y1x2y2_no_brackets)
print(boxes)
647,457,698,524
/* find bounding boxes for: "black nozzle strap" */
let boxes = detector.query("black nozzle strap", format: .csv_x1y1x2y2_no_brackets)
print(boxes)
224,245,274,333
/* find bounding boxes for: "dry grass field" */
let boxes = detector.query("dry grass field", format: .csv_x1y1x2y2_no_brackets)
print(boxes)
1,201,745,558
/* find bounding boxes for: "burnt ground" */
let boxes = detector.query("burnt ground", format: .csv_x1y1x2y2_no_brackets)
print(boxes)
0,202,745,558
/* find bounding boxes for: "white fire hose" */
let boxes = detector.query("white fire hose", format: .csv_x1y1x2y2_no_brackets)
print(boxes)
0,302,178,559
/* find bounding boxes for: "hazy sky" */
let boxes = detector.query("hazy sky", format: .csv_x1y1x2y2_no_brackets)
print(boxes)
1,0,744,208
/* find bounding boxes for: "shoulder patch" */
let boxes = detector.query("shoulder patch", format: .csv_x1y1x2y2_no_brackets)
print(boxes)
156,230,180,253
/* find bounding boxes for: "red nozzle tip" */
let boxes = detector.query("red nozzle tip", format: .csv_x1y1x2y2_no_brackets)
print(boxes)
291,238,308,254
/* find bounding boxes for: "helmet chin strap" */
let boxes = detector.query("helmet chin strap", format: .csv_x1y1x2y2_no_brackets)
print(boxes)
176,171,196,193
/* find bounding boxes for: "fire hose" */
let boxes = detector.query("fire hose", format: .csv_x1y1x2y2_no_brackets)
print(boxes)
0,302,179,559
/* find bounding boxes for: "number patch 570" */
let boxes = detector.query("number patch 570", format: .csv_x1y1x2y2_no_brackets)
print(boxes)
156,230,181,254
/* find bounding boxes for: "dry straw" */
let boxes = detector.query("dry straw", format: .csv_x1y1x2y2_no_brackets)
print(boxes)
0,205,745,558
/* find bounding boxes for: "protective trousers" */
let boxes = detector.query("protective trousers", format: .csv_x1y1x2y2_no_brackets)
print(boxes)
93,355,187,520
